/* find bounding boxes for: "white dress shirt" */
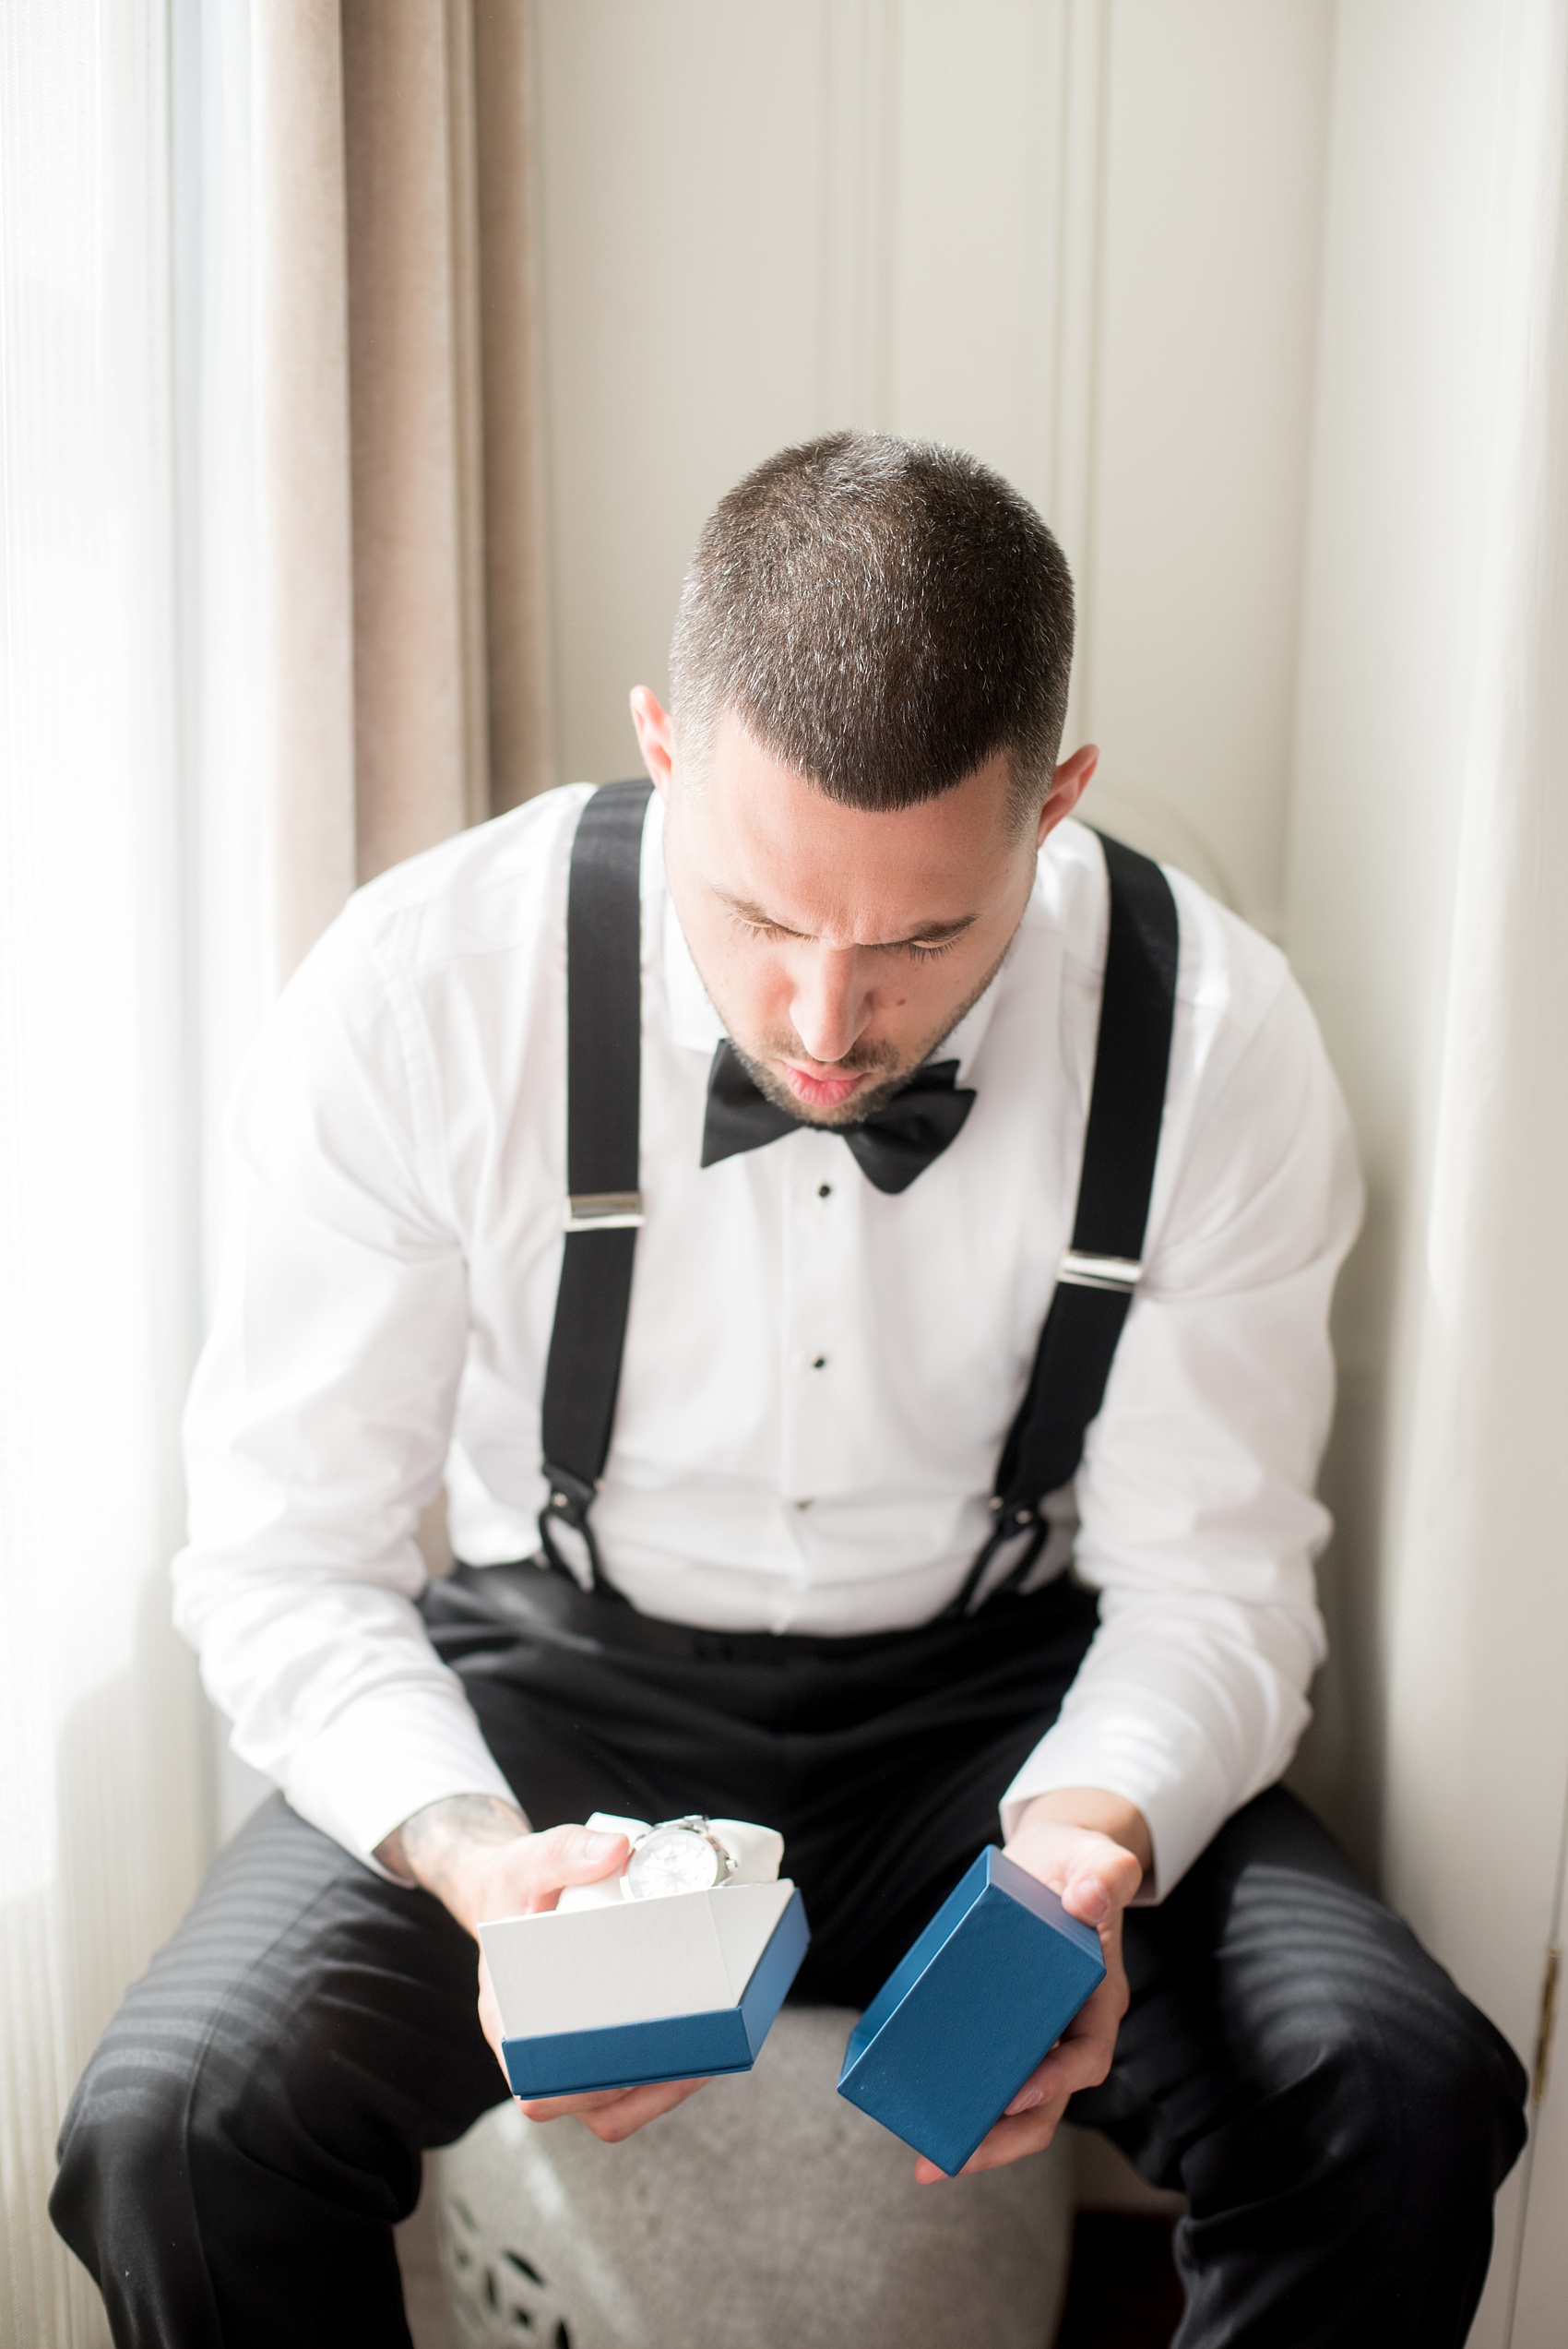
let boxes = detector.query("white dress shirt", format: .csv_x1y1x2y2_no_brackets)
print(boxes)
173,786,1361,1895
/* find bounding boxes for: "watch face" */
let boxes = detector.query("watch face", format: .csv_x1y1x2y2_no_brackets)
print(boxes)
624,1824,724,1900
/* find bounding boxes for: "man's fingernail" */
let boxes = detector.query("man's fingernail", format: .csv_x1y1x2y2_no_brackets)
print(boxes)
582,1830,622,1858
1006,2086,1044,2115
1077,1878,1110,1922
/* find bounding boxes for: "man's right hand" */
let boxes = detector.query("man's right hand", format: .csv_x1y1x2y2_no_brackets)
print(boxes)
374,1794,710,2140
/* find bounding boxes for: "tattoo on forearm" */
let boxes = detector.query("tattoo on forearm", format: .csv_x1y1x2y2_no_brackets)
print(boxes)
375,1792,528,1894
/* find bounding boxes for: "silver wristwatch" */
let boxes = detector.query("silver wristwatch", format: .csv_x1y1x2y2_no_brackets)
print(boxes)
623,1815,738,1900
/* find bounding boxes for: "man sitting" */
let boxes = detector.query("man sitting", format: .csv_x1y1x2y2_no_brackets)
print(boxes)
53,433,1526,2347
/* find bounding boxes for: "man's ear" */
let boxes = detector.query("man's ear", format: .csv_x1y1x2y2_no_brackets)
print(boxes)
1037,743,1099,846
629,686,676,799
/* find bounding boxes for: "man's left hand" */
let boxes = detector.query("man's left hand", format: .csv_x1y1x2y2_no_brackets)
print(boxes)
913,1786,1150,2184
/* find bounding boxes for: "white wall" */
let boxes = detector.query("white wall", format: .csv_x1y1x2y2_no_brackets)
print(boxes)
1287,6,1568,2339
1281,0,1524,1878
531,0,1335,933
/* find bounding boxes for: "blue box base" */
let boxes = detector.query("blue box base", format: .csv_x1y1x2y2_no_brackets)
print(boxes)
837,1846,1104,2176
502,1884,810,2098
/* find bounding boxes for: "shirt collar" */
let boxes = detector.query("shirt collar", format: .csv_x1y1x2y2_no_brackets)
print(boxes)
649,790,1016,1081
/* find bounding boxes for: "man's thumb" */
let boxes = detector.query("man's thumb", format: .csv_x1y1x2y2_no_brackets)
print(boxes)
543,1822,628,1885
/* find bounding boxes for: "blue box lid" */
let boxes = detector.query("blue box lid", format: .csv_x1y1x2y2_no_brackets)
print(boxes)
837,1845,1104,2176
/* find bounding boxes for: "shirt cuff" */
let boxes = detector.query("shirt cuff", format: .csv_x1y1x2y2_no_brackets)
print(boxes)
997,1693,1236,1902
275,1684,526,1870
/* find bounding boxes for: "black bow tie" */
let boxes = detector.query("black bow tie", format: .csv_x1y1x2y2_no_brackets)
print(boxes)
700,1040,976,1195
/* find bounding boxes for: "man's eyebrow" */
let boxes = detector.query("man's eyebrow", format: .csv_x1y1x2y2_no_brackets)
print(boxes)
717,891,980,948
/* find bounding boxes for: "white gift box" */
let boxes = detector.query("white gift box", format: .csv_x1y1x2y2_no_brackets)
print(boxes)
478,1819,810,2099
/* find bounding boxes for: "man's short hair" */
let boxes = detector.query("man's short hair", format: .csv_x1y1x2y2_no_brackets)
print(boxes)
669,432,1075,817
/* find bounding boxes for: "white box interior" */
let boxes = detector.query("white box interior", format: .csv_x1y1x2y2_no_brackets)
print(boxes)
480,1879,796,2039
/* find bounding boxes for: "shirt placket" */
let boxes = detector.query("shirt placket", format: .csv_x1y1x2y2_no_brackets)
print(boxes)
778,1128,861,1558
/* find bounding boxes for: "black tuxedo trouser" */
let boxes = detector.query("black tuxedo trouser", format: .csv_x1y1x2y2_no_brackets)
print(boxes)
51,1566,1526,2348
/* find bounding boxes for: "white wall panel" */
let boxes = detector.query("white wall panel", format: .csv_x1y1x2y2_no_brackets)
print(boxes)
531,0,1334,934
885,3,1101,608
533,1,829,784
1087,0,1333,933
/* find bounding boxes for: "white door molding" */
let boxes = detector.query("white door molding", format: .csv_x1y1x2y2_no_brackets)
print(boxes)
817,0,901,433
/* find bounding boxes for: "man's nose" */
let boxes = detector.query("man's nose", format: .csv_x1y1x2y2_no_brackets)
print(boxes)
790,948,872,1065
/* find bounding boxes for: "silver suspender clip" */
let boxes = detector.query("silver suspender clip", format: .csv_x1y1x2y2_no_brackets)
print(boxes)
564,1191,645,1233
1057,1249,1143,1294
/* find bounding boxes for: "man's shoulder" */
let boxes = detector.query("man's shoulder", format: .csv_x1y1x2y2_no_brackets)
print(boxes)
1038,820,1355,1275
1039,816,1290,1045
340,782,596,979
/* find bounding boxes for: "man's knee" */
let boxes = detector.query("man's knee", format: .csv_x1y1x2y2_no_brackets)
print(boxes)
1203,1863,1527,2221
51,1805,438,2254
51,1907,424,2323
51,1992,213,2294
1146,1800,1525,2214
1352,1949,1526,2201
50,1937,424,2346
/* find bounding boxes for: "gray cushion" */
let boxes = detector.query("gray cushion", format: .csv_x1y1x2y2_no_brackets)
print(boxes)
436,2005,1072,2348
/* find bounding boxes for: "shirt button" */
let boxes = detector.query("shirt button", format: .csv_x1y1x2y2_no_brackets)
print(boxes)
812,1355,827,1369
793,1498,812,1511
817,1183,832,1198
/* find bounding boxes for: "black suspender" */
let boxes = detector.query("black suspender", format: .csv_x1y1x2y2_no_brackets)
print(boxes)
538,780,653,1588
537,787,1178,1609
944,834,1178,1614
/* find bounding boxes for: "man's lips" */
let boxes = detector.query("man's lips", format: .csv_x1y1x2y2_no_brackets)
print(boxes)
780,1062,867,1110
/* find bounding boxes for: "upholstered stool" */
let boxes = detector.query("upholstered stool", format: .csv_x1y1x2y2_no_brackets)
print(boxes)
434,2005,1073,2348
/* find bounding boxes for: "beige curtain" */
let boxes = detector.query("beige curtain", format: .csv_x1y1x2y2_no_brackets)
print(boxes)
253,0,554,982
